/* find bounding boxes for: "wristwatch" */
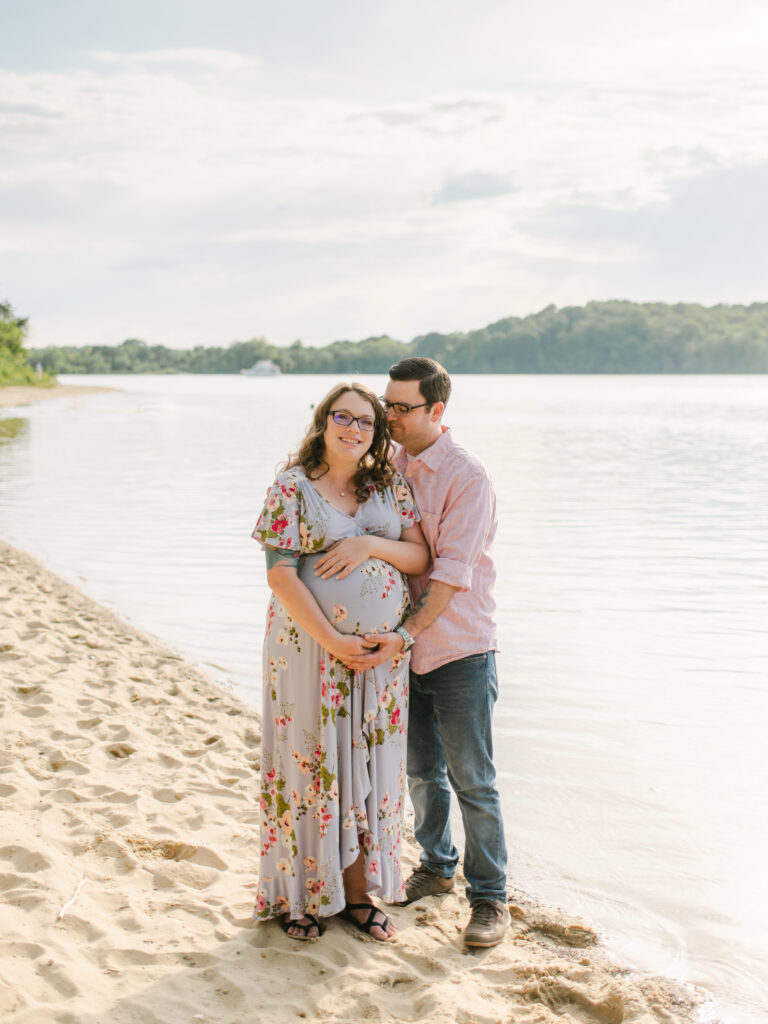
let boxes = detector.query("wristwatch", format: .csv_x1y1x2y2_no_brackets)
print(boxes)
394,625,415,652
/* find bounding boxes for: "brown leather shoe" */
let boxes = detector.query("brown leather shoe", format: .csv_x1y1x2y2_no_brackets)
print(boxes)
397,865,455,906
463,899,509,947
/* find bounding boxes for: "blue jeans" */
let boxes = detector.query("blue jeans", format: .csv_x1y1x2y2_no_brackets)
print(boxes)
407,651,508,903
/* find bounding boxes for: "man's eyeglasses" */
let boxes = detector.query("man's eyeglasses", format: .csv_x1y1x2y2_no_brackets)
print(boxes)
379,398,431,416
328,410,376,431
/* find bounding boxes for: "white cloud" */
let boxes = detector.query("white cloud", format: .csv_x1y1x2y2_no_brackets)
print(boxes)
2,9,768,348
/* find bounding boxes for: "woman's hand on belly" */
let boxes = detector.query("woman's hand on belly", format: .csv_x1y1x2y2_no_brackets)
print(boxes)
314,536,374,580
327,631,381,671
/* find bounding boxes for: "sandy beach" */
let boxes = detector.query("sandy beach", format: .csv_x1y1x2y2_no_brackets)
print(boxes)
0,538,709,1024
0,384,116,409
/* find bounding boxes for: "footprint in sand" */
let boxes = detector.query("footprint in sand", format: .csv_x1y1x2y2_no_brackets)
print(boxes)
0,846,52,873
45,788,84,805
0,941,46,960
37,960,80,999
383,973,419,990
153,788,185,803
48,751,89,774
511,965,629,1023
75,716,103,729
0,872,30,893
91,786,139,805
105,743,137,760
509,904,598,948
218,776,248,790
123,837,228,871
57,915,105,944
93,839,138,876
19,705,50,719
5,891,49,911
14,684,43,696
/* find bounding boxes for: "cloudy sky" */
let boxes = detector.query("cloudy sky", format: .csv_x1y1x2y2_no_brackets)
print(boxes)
2,0,768,349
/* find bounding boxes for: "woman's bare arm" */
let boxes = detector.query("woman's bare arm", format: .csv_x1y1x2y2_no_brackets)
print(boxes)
314,522,429,579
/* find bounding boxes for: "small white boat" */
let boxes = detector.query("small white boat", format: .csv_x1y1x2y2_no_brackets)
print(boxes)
240,359,281,376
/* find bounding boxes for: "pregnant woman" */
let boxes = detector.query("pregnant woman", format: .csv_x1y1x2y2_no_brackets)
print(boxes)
252,382,428,942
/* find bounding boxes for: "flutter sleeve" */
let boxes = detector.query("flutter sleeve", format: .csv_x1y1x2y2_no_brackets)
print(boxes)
252,474,303,568
391,470,421,530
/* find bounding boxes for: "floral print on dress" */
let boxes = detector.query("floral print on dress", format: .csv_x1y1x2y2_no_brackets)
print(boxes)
252,467,420,921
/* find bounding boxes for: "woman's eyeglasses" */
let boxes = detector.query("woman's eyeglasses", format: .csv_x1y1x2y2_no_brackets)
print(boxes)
328,410,376,431
379,398,431,415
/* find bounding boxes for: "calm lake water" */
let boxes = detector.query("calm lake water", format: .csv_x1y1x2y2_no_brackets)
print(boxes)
1,373,767,1023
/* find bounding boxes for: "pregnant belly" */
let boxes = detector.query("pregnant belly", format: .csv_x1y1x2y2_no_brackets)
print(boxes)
299,552,408,636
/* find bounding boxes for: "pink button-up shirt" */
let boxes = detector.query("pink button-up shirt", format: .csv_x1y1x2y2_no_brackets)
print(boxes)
393,426,498,675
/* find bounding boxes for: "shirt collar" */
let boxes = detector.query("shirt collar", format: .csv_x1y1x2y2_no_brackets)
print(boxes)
410,425,452,471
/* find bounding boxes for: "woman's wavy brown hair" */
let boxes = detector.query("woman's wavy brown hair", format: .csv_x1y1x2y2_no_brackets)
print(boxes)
284,382,393,502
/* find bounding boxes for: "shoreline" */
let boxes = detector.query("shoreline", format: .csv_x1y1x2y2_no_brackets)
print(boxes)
0,538,710,1024
0,383,117,408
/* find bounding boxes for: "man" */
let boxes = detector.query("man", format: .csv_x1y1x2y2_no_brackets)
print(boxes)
359,356,509,948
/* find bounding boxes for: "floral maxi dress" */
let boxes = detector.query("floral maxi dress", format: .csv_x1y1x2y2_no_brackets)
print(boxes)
252,466,419,921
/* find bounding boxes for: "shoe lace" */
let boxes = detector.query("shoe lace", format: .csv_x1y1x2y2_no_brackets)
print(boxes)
470,900,501,926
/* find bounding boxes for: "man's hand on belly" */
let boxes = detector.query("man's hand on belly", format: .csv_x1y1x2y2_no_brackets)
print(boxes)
351,631,403,670
329,632,381,670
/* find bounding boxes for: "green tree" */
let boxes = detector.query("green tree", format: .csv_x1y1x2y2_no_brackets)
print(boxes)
23,301,768,376
1,301,54,386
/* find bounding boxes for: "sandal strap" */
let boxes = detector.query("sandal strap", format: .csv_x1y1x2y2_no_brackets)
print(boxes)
344,903,390,934
282,913,323,937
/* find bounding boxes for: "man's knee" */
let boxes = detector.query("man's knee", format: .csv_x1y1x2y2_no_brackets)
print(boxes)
407,752,449,785
448,772,500,805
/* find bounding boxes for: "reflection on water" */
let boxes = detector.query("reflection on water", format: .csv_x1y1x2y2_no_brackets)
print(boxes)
0,416,28,445
1,374,767,1024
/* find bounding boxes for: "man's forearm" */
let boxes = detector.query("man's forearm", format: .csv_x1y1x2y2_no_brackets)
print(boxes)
404,580,458,638
358,579,460,669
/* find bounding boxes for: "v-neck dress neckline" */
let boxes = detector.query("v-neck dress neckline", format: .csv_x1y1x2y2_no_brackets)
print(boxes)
304,474,362,520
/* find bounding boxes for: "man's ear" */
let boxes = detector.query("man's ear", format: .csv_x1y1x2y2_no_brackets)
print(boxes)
429,401,445,422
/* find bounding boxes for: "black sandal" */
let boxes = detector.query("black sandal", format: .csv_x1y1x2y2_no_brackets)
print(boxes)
280,913,325,940
338,902,396,942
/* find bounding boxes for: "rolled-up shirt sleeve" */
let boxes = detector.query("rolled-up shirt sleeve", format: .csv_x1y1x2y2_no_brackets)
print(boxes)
429,473,494,592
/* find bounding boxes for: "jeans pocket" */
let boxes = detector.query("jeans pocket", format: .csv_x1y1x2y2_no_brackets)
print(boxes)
457,652,488,666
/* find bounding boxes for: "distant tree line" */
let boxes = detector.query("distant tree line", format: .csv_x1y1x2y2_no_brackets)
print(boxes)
27,334,411,375
25,300,768,375
1,301,54,386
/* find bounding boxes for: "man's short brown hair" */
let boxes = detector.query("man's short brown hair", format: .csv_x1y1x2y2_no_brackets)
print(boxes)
388,357,451,407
